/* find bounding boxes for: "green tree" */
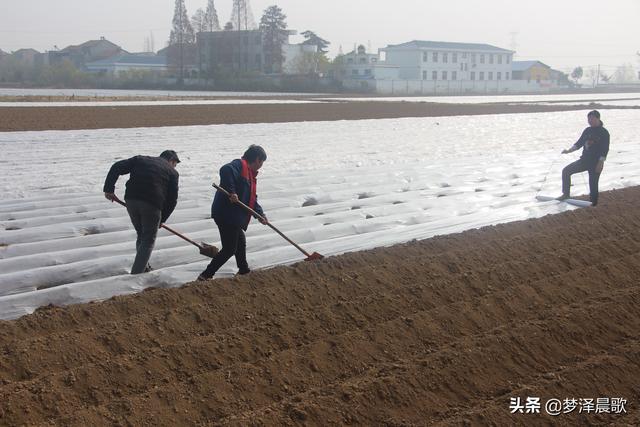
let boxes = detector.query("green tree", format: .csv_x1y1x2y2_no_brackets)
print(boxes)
260,5,287,73
570,66,583,85
301,31,330,55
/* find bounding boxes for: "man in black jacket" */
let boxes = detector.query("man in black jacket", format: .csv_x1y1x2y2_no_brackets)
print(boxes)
103,150,180,274
558,110,610,206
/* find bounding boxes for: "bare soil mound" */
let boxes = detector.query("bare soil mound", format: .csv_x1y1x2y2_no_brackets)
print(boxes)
2,102,637,132
1,187,639,425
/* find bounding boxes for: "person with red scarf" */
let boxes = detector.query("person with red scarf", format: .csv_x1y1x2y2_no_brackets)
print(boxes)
198,145,268,281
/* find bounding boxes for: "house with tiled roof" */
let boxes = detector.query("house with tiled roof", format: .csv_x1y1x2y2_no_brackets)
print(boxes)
48,37,126,68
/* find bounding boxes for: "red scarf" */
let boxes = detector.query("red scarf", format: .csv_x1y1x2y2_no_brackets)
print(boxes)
240,159,257,210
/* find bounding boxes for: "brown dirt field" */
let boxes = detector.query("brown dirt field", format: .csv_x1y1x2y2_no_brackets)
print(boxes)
1,102,638,132
1,186,639,426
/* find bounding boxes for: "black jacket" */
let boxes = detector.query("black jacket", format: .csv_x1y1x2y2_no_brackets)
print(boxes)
103,155,179,222
575,123,610,167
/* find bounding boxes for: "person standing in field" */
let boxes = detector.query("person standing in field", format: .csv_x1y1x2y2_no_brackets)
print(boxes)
103,150,180,274
558,110,610,206
198,145,268,281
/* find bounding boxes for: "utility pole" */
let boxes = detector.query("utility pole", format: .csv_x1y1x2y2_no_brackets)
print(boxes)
595,64,600,87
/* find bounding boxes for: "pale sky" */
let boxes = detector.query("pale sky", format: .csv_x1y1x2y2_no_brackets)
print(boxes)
1,0,639,74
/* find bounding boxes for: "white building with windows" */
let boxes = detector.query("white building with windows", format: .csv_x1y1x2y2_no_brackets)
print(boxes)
381,40,514,83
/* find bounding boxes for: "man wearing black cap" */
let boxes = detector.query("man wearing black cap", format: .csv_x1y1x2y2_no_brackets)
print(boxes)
104,150,180,274
558,110,610,206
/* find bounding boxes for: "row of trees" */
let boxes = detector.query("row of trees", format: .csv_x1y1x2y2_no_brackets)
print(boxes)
168,1,331,78
571,64,639,86
169,0,222,46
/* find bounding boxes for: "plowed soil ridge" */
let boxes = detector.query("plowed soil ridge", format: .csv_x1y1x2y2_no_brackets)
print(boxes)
1,187,639,426
2,102,639,131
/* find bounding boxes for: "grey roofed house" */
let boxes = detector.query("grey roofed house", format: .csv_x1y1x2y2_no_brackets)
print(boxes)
385,40,513,52
9,48,41,66
52,37,125,68
85,53,168,74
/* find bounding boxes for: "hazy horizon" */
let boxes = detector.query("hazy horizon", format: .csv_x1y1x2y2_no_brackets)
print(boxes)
2,0,639,74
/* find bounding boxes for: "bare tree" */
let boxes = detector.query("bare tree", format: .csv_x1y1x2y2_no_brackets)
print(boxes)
191,8,206,34
230,0,256,31
204,0,221,32
143,31,156,53
169,0,195,45
586,67,598,88
612,63,636,83
169,0,195,83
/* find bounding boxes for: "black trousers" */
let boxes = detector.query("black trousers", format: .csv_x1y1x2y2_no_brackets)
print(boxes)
562,158,601,205
201,219,249,278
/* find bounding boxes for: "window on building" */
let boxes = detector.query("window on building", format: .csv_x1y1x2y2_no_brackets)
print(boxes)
423,52,428,62
372,58,378,63
452,53,457,63
347,58,353,64
471,71,476,80
256,36,262,45
462,52,467,59
452,71,457,80
489,54,494,64
422,70,427,80
360,57,367,64
364,69,372,75
433,52,438,62
255,54,261,65
479,71,484,80
498,55,502,64
480,54,485,64
442,70,448,80
488,71,493,80
432,70,437,80
497,72,501,80
506,55,511,64
352,69,359,76
505,72,510,80
443,53,448,63
471,53,476,63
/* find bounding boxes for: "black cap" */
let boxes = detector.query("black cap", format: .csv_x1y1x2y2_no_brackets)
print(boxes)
160,150,180,163
588,110,601,119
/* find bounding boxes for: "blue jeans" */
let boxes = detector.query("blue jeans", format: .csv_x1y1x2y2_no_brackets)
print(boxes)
125,199,161,274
